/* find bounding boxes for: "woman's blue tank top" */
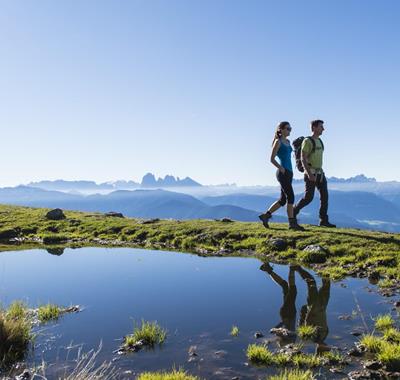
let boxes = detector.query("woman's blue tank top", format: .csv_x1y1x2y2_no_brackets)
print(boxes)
277,139,293,172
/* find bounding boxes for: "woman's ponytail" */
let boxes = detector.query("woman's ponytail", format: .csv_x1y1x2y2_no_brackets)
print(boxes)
272,121,289,146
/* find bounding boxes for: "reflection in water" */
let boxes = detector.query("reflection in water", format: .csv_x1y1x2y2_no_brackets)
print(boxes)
46,248,65,256
260,263,297,344
297,266,330,352
260,263,331,350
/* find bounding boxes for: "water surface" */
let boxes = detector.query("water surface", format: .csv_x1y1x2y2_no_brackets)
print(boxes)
0,247,393,379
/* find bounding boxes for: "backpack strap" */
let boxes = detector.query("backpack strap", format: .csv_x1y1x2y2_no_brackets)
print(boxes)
307,137,324,153
306,137,316,153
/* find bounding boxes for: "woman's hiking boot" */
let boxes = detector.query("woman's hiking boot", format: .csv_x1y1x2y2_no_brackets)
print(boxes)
258,211,272,228
289,217,305,231
319,217,336,228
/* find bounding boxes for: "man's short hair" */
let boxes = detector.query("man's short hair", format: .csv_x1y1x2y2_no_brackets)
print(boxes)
310,119,324,129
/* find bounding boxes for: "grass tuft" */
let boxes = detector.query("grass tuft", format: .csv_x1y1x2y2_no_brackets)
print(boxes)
38,303,62,322
246,344,274,365
6,301,27,321
291,353,323,368
360,334,384,353
377,341,400,372
230,325,239,337
137,368,199,380
0,304,31,368
298,325,318,340
125,320,166,347
269,369,315,380
375,314,395,331
384,328,400,344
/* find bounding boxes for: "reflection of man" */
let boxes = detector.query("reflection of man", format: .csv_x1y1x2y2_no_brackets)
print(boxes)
296,266,330,351
260,263,297,344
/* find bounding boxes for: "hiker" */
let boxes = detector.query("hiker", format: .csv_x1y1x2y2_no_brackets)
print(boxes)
259,121,304,230
296,266,330,353
260,262,298,345
293,120,336,227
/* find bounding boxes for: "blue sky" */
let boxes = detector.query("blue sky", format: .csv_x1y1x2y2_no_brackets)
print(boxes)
1,0,399,186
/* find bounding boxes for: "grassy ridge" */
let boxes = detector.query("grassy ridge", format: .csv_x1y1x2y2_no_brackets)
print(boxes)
0,204,399,282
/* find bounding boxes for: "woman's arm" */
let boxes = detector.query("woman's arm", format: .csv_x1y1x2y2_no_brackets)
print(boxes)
270,139,285,173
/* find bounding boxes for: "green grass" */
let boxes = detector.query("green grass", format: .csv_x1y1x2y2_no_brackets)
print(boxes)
297,325,318,340
322,350,344,365
230,325,239,337
37,304,62,322
377,341,400,372
0,304,31,368
0,204,400,287
291,353,323,368
384,328,400,344
378,278,397,288
246,344,275,365
269,369,315,380
137,368,199,380
360,334,384,353
375,314,395,331
6,301,27,320
124,320,166,347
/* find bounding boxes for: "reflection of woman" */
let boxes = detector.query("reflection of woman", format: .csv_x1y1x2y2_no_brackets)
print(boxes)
260,262,297,344
296,266,330,351
259,121,304,231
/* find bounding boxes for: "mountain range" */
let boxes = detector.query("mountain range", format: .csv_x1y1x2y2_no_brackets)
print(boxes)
0,185,399,232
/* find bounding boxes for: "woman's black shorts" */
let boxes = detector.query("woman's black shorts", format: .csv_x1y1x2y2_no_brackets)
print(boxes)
276,169,294,206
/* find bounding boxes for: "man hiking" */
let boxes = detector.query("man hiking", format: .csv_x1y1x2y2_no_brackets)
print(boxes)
294,120,336,228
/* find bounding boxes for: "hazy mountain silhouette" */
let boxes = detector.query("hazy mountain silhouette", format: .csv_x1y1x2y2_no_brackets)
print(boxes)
1,186,399,232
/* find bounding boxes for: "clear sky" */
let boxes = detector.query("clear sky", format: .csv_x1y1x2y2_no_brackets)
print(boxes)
1,0,399,187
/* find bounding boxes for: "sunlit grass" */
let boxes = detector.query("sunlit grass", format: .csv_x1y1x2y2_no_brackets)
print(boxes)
38,303,62,322
377,341,400,372
230,325,239,337
298,325,317,340
137,368,199,380
375,314,395,331
360,334,384,353
0,304,31,368
269,369,315,380
384,328,400,344
124,320,166,347
246,344,274,365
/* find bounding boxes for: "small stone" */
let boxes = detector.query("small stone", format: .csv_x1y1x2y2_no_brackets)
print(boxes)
188,346,198,357
105,211,124,218
254,332,264,339
348,370,382,379
270,327,296,337
351,331,363,337
394,301,400,307
348,347,364,357
214,350,227,357
140,218,160,224
303,244,327,254
45,208,66,220
16,370,31,380
220,218,234,223
364,360,382,370
269,238,287,251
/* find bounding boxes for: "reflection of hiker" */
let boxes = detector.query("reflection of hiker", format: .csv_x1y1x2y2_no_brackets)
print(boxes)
296,266,330,350
293,120,335,227
260,262,297,344
259,122,304,231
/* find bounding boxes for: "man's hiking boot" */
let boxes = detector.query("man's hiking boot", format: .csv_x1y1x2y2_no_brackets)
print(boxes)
319,218,336,228
258,211,272,228
289,217,305,231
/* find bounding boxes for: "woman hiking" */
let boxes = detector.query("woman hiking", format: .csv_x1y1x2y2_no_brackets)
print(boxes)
259,121,304,231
